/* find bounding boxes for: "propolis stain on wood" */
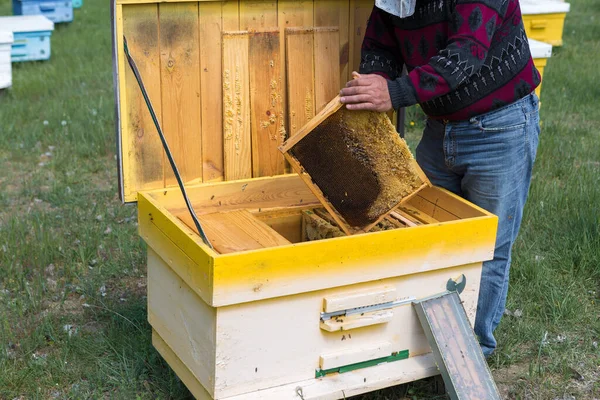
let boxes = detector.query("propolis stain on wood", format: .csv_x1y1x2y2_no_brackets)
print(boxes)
290,108,428,229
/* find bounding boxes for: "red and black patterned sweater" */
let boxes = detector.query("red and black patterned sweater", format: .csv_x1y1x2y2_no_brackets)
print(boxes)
359,0,540,121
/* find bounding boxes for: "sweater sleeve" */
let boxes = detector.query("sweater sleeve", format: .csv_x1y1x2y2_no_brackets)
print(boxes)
358,7,404,81
389,0,504,109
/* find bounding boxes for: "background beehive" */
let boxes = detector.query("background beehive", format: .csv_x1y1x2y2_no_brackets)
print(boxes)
115,0,376,202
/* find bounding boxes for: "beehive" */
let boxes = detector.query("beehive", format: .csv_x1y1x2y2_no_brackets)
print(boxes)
0,15,54,62
12,0,74,23
521,0,570,46
0,31,13,89
529,38,553,99
112,1,498,399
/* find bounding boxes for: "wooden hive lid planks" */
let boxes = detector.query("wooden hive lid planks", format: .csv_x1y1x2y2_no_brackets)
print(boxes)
113,0,389,222
178,209,291,254
280,95,431,235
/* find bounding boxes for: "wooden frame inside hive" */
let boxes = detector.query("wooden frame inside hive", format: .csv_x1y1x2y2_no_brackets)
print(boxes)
280,96,431,235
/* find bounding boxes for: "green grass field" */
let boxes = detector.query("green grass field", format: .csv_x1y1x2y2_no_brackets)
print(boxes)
0,0,598,398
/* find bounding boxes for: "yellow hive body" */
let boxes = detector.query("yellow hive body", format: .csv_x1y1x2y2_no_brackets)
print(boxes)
521,0,570,46
529,38,553,99
112,1,498,399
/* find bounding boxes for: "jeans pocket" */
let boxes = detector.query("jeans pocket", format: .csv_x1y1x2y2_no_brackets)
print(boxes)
475,102,527,132
478,108,526,132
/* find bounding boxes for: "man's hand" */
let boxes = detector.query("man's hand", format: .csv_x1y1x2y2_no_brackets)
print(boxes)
340,72,393,112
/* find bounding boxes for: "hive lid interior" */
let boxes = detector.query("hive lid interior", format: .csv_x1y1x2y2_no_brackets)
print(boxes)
111,0,376,204
0,16,55,32
280,96,431,235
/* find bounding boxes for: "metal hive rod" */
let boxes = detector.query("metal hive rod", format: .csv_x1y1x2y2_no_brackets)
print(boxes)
122,36,213,249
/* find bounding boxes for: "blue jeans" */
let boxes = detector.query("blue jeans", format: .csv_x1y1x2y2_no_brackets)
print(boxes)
416,92,540,357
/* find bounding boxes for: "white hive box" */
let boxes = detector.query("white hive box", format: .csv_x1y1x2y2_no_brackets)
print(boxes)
529,38,553,99
0,31,13,89
0,15,54,62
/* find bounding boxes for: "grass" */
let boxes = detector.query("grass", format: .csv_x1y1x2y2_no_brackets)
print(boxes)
0,0,598,399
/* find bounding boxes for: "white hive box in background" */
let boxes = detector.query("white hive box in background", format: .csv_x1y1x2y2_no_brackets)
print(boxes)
0,15,54,62
529,38,553,99
0,31,13,89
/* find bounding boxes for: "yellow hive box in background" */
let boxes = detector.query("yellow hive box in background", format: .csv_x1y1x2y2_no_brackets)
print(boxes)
529,38,553,99
521,0,570,46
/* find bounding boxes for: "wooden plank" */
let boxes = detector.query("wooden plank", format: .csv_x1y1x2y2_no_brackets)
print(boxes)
314,0,351,90
240,0,277,30
139,207,214,304
254,207,307,243
152,330,212,400
159,2,202,186
319,342,392,370
222,31,252,180
146,174,319,215
121,4,163,199
390,210,419,227
414,292,501,399
199,2,224,182
285,28,315,136
323,285,397,313
277,0,313,27
115,4,127,201
408,195,460,223
385,216,406,228
320,310,394,332
249,29,286,177
222,0,240,30
278,0,314,145
414,186,488,220
399,204,440,225
314,27,341,112
224,355,438,399
349,0,374,75
147,249,217,397
179,210,291,254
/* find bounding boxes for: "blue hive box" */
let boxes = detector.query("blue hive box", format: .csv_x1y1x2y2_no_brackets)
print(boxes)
0,16,55,62
72,0,82,8
12,0,73,23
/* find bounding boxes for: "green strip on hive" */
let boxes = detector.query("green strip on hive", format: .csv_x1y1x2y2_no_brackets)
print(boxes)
315,349,410,378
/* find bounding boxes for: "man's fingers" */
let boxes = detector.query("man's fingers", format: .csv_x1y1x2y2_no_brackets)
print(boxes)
340,94,373,104
340,85,370,96
345,77,374,88
345,102,377,111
